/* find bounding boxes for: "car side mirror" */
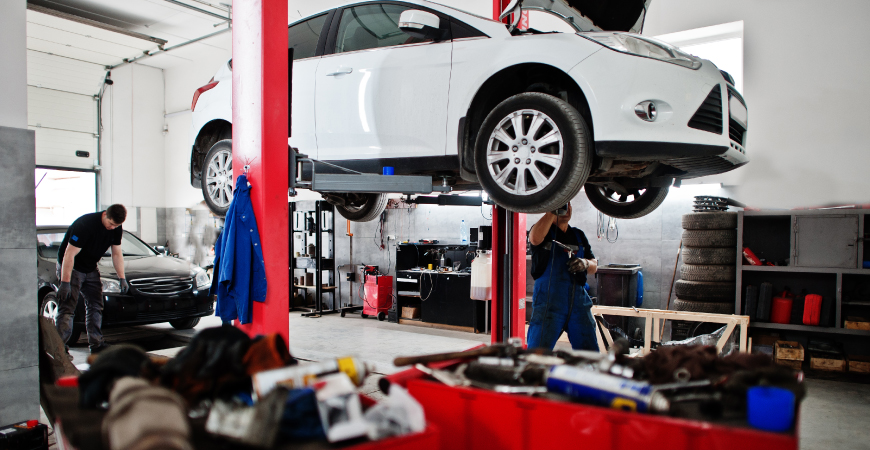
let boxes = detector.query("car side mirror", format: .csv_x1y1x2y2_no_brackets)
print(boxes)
154,245,168,255
399,10,443,41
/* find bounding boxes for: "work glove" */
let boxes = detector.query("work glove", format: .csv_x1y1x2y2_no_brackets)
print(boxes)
119,278,130,294
58,281,72,301
566,257,589,274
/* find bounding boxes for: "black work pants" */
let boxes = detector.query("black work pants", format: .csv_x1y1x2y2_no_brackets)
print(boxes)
55,264,104,350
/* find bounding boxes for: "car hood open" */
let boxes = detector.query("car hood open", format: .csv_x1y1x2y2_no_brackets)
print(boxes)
502,0,651,33
97,255,195,279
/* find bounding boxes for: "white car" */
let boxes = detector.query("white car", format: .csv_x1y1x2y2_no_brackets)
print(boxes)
190,0,748,220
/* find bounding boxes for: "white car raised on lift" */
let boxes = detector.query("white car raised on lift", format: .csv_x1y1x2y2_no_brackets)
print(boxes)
190,0,748,221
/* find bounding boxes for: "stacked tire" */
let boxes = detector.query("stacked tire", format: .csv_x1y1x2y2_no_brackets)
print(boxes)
672,212,738,330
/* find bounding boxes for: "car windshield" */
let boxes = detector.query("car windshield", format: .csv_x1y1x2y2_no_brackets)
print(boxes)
37,230,157,258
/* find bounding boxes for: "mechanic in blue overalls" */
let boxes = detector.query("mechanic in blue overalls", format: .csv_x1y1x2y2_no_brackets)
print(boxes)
527,202,598,350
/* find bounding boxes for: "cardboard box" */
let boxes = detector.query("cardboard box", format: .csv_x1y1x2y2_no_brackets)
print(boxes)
845,320,870,331
775,359,803,370
848,355,870,373
401,306,420,319
810,353,846,372
775,340,805,361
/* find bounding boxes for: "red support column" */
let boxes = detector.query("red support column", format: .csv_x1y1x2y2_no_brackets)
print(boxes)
232,0,289,343
490,208,527,345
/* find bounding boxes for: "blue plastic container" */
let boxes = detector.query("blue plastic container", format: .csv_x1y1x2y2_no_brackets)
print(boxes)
747,386,795,432
382,166,394,175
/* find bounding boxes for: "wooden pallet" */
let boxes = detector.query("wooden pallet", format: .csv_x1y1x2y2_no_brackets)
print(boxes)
590,306,749,355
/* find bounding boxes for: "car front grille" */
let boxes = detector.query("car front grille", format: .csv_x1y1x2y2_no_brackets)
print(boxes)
688,85,723,135
726,85,747,146
130,276,193,296
729,118,746,146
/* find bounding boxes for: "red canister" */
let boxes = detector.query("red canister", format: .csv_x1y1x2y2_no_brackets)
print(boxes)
770,290,794,324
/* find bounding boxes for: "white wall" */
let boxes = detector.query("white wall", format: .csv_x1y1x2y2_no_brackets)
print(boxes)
0,0,27,129
101,63,166,208
163,50,231,209
644,0,870,209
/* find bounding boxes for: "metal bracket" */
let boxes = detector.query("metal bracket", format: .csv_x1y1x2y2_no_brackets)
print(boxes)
288,147,450,197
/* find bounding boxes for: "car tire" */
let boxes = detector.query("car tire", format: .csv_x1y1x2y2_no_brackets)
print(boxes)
674,280,736,302
682,247,736,265
169,317,201,330
202,139,234,216
679,264,735,282
474,92,592,214
40,292,82,344
672,298,734,315
334,193,388,222
682,212,737,230
585,185,669,219
682,229,737,248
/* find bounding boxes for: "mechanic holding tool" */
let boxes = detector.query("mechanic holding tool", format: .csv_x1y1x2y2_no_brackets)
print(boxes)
55,204,128,354
527,202,598,351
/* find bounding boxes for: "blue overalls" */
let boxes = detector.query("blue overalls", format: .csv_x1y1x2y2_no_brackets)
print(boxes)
527,228,598,351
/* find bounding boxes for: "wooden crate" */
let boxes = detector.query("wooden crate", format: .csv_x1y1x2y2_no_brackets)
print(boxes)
810,354,846,372
401,306,420,319
775,358,803,370
844,320,870,331
848,355,870,373
775,341,805,361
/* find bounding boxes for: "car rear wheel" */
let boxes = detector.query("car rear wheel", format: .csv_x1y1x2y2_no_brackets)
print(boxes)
475,93,592,214
169,317,201,330
585,185,669,219
41,292,82,344
332,193,388,222
202,139,233,216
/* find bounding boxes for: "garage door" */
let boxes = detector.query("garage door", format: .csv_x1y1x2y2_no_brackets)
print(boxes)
27,50,105,170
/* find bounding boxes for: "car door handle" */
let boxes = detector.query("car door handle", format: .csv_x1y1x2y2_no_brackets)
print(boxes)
326,68,353,76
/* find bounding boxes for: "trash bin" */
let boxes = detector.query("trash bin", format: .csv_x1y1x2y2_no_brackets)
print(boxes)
595,264,641,334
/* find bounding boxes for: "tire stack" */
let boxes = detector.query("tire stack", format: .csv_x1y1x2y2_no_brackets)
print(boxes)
671,212,738,340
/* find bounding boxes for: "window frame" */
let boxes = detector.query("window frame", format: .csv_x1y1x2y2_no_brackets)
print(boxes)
287,10,337,61
322,1,458,57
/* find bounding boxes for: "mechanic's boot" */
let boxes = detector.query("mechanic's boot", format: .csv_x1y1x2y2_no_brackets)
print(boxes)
90,342,112,355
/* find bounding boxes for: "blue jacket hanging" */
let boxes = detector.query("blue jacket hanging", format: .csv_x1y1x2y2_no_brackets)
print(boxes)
210,173,267,324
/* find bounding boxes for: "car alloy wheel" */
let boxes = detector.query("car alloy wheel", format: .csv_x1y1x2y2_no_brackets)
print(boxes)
475,92,591,214
41,293,59,321
485,109,563,196
585,184,669,219
202,139,233,216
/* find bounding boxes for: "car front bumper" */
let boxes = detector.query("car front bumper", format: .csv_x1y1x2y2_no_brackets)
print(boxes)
99,288,214,328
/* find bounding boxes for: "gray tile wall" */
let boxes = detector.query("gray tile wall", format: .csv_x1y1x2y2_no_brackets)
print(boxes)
161,207,221,268
335,186,730,313
0,126,39,425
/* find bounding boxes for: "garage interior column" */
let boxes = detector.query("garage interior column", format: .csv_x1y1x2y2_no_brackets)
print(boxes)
0,0,40,426
232,0,290,342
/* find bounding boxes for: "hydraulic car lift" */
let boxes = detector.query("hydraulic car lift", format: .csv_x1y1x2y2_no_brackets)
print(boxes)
233,0,525,345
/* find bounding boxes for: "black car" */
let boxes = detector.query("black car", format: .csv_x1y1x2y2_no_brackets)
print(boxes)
37,226,215,343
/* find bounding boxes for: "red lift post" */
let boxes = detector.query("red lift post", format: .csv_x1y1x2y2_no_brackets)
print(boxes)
232,0,290,343
490,0,527,346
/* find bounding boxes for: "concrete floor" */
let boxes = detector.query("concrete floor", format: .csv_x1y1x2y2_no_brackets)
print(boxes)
64,312,870,449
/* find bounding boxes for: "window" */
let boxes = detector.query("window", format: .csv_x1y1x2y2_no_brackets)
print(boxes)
35,168,96,226
289,13,329,60
335,4,434,54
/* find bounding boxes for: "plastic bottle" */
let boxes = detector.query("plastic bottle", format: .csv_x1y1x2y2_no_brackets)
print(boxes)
252,357,368,399
470,251,492,300
460,219,469,244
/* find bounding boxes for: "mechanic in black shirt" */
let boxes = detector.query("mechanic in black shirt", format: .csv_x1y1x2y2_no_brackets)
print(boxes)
55,204,128,354
527,202,599,351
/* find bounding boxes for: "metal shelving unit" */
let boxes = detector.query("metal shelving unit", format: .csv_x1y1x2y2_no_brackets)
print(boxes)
290,201,338,317
736,210,870,340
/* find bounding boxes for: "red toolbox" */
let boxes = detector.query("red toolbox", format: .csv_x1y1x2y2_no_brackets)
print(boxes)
363,275,393,319
405,378,798,450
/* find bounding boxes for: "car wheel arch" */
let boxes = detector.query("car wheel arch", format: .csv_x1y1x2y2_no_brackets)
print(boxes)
460,63,593,180
191,119,232,188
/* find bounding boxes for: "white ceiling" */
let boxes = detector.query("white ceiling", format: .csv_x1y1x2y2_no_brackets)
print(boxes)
26,0,233,70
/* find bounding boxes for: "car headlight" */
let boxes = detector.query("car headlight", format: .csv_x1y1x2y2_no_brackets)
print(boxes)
101,278,120,293
192,267,211,289
580,32,701,69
